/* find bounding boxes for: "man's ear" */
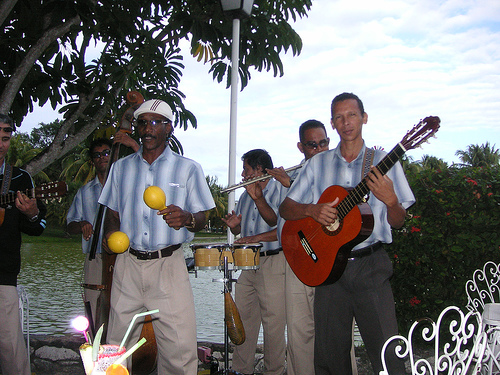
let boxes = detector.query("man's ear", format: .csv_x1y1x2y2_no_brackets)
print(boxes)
297,141,305,154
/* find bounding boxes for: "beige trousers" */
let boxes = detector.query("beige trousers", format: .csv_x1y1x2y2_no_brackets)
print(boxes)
0,285,30,375
107,249,198,375
232,252,287,375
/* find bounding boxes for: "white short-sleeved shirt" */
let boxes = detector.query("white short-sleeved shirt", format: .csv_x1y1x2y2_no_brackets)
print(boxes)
285,142,415,249
98,146,215,251
236,178,281,251
66,177,103,254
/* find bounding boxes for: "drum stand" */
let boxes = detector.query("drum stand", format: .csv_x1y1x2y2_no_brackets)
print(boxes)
212,256,239,375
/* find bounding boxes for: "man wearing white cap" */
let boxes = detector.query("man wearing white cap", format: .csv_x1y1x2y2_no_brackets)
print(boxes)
99,99,215,374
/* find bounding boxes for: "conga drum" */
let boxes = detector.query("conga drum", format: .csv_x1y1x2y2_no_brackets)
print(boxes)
190,243,233,270
232,243,262,270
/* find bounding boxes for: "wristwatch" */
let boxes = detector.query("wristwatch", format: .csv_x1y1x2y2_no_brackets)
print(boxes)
29,213,39,222
186,213,196,229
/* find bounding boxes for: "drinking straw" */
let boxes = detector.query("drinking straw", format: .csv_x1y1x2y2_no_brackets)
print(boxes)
92,324,105,362
114,337,147,366
119,309,159,349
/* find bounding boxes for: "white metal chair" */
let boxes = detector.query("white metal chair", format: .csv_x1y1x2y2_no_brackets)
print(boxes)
379,305,488,375
465,261,500,314
465,261,500,374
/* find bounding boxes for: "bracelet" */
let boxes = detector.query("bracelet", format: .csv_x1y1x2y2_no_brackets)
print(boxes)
186,213,196,229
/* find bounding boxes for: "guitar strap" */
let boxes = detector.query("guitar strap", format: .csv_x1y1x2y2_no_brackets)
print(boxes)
362,147,375,179
361,147,375,201
1,163,13,195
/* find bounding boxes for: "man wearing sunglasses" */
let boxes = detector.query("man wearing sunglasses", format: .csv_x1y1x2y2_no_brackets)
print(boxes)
98,99,215,374
238,120,332,375
67,135,138,330
0,114,46,375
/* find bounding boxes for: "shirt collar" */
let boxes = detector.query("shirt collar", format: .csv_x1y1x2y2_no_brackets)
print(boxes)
334,141,367,163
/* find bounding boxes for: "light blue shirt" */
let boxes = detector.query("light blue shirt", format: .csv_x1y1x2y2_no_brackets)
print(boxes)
98,146,215,251
236,178,281,251
284,142,415,249
66,177,103,254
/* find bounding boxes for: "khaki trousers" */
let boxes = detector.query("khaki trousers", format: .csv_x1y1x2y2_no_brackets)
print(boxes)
0,285,30,375
107,249,198,375
232,252,286,375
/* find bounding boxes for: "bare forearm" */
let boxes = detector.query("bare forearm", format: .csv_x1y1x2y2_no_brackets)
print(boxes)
254,197,278,227
279,197,309,221
387,203,406,229
67,221,83,235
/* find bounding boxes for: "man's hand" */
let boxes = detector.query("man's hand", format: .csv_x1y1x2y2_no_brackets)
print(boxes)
222,210,242,229
158,204,191,230
307,199,340,226
114,131,140,152
80,221,94,240
365,166,406,228
266,167,291,188
15,191,39,219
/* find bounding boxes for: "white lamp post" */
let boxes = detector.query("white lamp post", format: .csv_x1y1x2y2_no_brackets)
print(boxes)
221,0,254,244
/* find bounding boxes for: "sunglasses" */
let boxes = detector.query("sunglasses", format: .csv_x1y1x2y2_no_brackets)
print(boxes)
302,138,330,150
0,126,13,133
134,119,171,127
91,149,111,159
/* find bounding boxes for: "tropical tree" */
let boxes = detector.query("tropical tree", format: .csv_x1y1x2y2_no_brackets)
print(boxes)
0,0,312,176
206,175,227,230
456,142,500,168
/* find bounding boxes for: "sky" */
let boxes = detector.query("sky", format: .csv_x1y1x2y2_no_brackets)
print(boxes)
22,0,500,191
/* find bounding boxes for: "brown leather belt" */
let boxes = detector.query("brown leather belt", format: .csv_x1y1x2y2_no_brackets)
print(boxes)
348,242,383,261
129,244,181,260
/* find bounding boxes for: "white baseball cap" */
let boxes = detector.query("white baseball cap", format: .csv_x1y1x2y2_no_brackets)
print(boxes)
134,99,173,121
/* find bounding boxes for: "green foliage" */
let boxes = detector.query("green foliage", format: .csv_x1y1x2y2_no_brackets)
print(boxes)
389,164,500,333
206,175,228,230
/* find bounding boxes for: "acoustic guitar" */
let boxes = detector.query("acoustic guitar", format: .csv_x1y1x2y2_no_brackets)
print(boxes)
0,181,67,226
281,116,440,287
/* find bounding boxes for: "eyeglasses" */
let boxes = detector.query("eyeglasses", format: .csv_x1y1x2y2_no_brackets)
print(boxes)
133,119,171,127
0,126,13,133
302,138,330,150
91,149,111,159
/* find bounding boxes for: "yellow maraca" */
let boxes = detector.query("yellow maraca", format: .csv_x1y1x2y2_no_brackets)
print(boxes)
143,186,167,211
107,231,130,254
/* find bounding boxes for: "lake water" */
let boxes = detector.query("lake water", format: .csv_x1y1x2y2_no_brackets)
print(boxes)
19,239,362,346
18,240,254,343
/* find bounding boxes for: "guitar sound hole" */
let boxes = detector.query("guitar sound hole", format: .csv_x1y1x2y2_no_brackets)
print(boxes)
323,218,342,235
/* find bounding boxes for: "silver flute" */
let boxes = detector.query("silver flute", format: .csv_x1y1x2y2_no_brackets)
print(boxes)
221,164,302,193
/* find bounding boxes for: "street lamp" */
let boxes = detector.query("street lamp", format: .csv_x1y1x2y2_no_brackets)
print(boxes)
221,0,254,244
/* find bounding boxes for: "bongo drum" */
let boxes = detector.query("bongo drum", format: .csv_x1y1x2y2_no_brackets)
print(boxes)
190,243,232,270
232,243,262,270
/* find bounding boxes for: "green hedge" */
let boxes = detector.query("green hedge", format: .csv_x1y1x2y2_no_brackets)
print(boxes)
388,164,500,333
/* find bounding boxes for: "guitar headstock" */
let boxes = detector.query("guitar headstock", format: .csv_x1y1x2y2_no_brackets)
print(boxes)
34,181,68,199
401,116,440,151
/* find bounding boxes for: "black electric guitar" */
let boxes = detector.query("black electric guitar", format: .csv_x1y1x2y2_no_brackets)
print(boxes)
0,181,67,226
281,116,440,287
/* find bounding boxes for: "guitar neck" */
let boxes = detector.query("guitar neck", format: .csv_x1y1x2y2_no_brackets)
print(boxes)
337,143,407,219
0,188,34,206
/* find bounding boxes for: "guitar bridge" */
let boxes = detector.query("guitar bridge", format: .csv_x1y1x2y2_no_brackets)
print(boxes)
298,231,318,262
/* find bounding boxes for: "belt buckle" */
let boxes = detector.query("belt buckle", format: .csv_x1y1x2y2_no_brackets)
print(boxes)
136,250,151,260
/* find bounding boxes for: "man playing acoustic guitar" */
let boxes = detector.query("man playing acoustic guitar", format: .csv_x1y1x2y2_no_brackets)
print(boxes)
0,114,46,375
280,93,415,375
